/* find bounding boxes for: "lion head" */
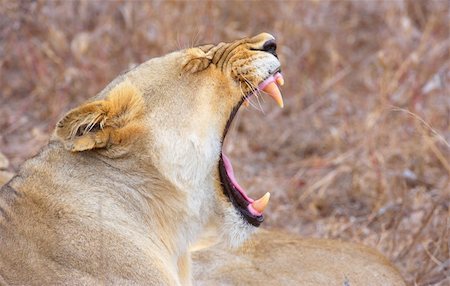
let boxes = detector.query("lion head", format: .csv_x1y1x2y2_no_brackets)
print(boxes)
54,32,284,248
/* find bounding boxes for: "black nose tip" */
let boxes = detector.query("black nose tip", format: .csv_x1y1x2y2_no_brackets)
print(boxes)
262,39,277,57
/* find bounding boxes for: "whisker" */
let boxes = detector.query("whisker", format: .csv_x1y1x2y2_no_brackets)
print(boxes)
176,31,182,50
255,93,265,114
244,87,263,113
242,80,262,111
192,29,201,47
240,74,262,99
249,85,265,115
240,74,265,113
239,81,260,110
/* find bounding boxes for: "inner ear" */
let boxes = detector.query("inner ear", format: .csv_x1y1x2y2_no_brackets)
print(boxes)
75,122,102,137
55,80,145,152
183,49,212,73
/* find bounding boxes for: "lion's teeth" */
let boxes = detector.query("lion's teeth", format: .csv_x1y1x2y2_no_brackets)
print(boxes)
276,75,284,86
243,99,250,108
251,192,270,213
262,82,284,108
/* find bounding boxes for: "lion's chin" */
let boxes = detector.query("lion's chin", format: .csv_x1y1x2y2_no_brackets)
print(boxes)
194,204,256,251
220,207,257,248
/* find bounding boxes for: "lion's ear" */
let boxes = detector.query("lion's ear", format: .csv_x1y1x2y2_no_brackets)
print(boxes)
55,81,145,152
183,49,212,73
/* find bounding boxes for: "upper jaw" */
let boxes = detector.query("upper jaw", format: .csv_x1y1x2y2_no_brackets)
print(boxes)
221,67,284,141
244,68,284,108
245,67,281,93
233,54,284,107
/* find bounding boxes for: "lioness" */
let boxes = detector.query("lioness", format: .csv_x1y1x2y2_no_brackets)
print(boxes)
0,33,283,285
192,230,406,286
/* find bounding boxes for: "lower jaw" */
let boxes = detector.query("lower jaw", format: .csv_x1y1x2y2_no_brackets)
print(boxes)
217,74,284,228
218,154,264,227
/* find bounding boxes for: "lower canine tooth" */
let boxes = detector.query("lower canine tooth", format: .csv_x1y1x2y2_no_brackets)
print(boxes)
251,192,270,213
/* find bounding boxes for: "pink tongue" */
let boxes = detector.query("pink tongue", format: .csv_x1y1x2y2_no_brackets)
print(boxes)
222,154,254,203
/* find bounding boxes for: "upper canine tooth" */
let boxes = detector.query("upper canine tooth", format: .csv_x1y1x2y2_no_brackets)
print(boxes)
251,192,270,213
262,82,284,108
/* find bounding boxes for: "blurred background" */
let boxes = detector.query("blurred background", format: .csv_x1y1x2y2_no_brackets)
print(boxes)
0,0,449,284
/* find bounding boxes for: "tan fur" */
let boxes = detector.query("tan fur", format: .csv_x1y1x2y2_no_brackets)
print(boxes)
0,33,283,285
0,173,13,187
0,154,13,187
193,229,406,286
56,80,146,154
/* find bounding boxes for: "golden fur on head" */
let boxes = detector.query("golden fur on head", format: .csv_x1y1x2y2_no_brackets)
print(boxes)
192,229,406,286
0,33,282,285
55,80,145,154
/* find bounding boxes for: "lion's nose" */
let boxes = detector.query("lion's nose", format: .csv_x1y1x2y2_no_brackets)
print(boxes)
262,39,277,57
248,33,278,57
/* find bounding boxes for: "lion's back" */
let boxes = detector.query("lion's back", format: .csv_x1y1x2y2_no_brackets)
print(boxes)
192,230,405,286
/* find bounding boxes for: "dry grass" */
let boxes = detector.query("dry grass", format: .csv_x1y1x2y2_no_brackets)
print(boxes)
1,1,449,285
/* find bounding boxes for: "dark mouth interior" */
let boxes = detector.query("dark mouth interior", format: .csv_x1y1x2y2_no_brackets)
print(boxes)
218,98,264,227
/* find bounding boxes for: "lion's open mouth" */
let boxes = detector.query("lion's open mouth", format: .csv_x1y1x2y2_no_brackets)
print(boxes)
219,71,284,227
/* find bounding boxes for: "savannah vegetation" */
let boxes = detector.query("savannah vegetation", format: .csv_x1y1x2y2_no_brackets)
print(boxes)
0,1,449,285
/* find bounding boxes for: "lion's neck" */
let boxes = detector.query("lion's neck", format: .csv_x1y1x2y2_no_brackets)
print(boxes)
91,151,208,256
147,125,221,221
101,152,208,286
17,143,206,266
